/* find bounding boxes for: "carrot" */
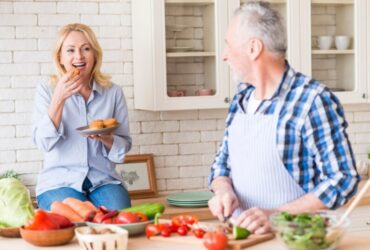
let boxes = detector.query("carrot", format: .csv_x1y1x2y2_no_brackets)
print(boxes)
50,201,84,223
63,197,96,221
83,201,98,212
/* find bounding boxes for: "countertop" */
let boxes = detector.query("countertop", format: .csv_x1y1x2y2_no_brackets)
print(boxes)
1,205,369,250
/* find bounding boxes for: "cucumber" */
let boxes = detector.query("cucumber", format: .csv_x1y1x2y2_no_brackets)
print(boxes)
122,203,165,219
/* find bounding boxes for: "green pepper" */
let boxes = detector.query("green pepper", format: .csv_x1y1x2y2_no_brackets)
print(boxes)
122,203,165,219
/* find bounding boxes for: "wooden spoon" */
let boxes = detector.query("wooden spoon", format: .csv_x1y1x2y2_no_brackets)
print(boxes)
326,178,370,243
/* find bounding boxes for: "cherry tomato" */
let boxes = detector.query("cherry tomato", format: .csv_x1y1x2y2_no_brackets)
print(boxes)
177,225,188,236
172,215,198,227
193,228,206,238
161,228,172,237
203,231,228,250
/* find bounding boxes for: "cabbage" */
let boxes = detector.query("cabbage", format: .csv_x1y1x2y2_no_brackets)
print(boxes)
0,177,34,228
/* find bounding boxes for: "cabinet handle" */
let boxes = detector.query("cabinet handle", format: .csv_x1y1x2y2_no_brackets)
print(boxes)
224,97,230,103
363,93,367,99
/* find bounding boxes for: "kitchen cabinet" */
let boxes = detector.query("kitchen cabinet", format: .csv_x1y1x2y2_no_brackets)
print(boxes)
132,0,368,111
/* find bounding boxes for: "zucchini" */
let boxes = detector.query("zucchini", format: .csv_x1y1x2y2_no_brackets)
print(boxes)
122,203,165,219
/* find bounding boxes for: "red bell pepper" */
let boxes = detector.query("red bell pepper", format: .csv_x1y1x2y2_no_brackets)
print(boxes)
24,210,60,230
145,213,171,238
47,212,73,229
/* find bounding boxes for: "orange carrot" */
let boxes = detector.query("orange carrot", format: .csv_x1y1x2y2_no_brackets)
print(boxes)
50,201,84,222
83,201,98,212
63,197,96,221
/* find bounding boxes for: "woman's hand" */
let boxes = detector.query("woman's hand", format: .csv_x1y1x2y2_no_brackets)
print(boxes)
53,70,83,104
234,207,276,234
88,134,114,150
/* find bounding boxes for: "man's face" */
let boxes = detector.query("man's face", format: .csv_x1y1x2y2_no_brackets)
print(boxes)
222,18,250,84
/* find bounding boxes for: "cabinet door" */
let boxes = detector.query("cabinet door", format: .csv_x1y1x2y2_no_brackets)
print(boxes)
133,0,230,111
299,0,367,103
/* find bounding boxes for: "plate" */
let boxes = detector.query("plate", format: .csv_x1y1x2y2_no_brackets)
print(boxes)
0,227,21,238
166,191,213,203
166,47,192,52
86,220,153,236
167,202,208,208
76,123,119,136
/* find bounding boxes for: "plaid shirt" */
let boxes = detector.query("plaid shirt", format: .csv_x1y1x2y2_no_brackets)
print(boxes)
209,62,360,209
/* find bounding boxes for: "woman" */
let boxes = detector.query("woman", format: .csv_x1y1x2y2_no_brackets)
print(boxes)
32,23,132,211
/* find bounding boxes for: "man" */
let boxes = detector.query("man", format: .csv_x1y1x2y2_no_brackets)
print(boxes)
208,1,359,235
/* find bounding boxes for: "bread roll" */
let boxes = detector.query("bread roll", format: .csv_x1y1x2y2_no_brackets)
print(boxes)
89,120,104,130
70,67,80,78
103,118,118,128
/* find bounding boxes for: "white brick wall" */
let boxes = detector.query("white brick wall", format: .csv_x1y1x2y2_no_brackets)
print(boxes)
0,1,369,197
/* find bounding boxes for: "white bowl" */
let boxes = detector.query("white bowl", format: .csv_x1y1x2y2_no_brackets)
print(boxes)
75,225,128,250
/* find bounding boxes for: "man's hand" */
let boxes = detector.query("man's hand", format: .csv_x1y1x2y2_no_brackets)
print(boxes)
209,177,239,222
234,207,276,234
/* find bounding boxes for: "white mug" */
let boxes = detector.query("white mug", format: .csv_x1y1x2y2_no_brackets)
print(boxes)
335,36,351,50
317,36,333,50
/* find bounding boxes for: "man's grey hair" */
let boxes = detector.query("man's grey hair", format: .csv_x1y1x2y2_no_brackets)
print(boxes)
233,1,287,57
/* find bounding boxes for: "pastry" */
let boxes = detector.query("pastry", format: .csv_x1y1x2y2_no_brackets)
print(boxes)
89,120,104,130
70,67,80,78
103,118,118,128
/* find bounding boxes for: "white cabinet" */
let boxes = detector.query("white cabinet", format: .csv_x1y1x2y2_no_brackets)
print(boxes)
132,0,230,111
132,0,369,111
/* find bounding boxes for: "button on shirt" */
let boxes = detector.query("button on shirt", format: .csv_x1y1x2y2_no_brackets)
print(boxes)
209,62,360,209
33,81,132,196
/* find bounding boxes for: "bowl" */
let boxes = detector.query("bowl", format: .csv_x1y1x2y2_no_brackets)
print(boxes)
270,211,350,250
0,227,21,238
75,225,128,250
86,219,153,236
20,226,75,246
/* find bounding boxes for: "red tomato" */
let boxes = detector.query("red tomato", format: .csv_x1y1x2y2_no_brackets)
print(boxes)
177,225,188,236
193,228,206,238
24,210,60,230
203,231,228,250
115,211,139,224
171,215,198,227
161,228,172,237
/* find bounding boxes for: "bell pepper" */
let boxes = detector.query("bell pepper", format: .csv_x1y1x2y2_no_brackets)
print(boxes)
24,210,59,230
145,213,171,238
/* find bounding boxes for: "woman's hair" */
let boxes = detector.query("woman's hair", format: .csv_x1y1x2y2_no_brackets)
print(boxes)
234,1,287,57
50,23,111,87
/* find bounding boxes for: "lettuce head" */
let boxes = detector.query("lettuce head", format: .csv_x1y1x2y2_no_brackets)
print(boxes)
0,177,34,228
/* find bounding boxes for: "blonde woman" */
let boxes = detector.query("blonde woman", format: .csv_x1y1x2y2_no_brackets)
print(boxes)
32,23,132,211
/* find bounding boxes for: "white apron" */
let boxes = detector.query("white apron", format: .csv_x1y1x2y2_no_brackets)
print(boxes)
228,96,306,216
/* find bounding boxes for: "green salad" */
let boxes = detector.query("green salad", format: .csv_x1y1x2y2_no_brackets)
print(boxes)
272,212,331,250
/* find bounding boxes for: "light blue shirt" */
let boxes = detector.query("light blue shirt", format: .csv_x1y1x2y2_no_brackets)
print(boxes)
32,80,132,196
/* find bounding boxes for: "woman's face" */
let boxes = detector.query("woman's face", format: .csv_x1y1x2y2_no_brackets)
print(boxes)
59,31,95,78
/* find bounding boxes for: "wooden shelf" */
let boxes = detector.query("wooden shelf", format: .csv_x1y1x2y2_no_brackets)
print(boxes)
312,0,353,5
166,51,215,57
312,49,354,54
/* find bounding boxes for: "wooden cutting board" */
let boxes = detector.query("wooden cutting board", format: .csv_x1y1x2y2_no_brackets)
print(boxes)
150,233,275,250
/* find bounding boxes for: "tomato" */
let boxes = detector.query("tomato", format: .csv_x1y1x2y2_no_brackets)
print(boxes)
115,211,139,224
161,228,172,237
24,210,60,230
47,213,73,229
193,228,206,238
203,231,228,250
171,215,198,227
177,225,188,236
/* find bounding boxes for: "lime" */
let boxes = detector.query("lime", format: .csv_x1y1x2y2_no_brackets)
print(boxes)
233,226,250,240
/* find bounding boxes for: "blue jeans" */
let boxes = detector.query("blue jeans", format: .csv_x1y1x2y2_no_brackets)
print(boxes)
37,178,131,211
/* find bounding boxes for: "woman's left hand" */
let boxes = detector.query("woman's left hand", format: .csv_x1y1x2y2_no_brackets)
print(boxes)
234,207,276,234
88,134,114,149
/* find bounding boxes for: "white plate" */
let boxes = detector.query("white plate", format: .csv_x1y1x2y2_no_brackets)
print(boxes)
166,47,192,52
86,220,153,236
76,123,119,136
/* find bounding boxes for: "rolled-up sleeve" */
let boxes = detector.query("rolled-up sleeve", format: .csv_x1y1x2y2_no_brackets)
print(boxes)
102,87,132,163
304,92,360,209
32,82,65,152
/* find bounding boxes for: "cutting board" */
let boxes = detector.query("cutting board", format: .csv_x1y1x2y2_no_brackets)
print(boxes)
150,233,275,250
